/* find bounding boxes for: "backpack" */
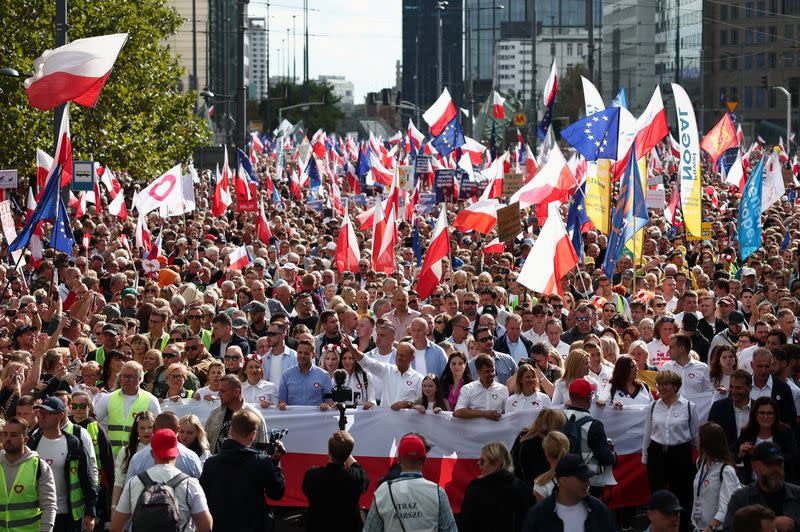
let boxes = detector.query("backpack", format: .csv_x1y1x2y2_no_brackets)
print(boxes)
562,412,594,456
131,471,189,532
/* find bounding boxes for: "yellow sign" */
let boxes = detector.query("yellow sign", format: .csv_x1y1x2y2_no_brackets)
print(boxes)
686,221,712,241
513,113,527,126
726,101,738,113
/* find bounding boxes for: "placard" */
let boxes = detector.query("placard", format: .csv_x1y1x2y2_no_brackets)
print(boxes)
0,170,17,189
686,221,713,241
645,187,666,209
496,202,521,242
434,169,456,203
414,155,431,174
398,165,414,190
0,201,24,266
72,161,95,191
502,172,524,197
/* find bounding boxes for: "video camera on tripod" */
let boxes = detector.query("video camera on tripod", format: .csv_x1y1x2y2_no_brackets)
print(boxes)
324,369,360,430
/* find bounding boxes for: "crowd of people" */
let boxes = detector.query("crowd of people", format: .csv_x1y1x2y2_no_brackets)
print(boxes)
0,129,797,532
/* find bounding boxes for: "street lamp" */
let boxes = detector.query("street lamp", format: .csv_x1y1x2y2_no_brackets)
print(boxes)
0,68,31,78
436,1,448,95
774,86,792,150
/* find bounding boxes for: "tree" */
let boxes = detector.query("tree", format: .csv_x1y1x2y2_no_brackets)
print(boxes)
555,64,594,128
0,0,211,181
258,81,345,134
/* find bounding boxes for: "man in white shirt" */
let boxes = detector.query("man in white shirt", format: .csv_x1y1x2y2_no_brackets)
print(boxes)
366,323,397,404
261,323,297,388
111,429,212,532
545,318,570,359
446,313,470,354
453,354,508,420
661,333,715,396
344,336,422,410
521,304,549,345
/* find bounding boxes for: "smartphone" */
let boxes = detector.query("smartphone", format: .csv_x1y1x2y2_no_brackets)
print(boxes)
35,296,43,305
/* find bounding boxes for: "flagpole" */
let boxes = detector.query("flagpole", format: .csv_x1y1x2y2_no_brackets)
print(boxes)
0,252,26,304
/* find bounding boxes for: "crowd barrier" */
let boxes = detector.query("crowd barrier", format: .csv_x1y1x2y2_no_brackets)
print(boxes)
161,390,721,511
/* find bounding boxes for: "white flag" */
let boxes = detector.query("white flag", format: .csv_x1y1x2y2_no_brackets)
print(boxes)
133,164,184,216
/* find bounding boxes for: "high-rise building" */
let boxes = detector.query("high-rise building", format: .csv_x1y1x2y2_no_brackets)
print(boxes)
318,75,355,112
208,0,249,142
248,17,268,99
164,0,208,92
401,0,463,126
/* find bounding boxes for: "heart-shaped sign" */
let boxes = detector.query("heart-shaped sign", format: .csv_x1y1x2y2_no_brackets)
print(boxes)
13,484,23,494
45,459,53,465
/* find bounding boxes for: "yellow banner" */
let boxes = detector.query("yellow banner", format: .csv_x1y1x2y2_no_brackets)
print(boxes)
672,83,703,238
585,159,611,235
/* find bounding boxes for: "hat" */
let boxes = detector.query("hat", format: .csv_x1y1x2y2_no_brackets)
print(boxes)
717,296,735,306
35,397,65,414
12,325,37,338
568,378,595,398
103,304,121,319
682,312,699,332
398,434,427,460
150,429,179,460
752,441,784,464
232,317,249,329
555,454,593,480
742,267,757,277
253,257,266,268
121,288,140,298
584,257,595,266
622,269,634,279
646,490,683,514
102,324,121,336
667,249,682,258
246,301,266,313
522,238,535,248
325,242,337,251
158,268,180,288
283,262,297,270
728,311,745,325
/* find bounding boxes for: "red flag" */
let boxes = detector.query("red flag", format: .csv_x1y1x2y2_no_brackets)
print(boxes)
371,199,396,274
335,212,361,273
517,204,578,296
700,113,738,164
256,201,272,244
493,91,506,119
212,150,232,217
417,207,450,300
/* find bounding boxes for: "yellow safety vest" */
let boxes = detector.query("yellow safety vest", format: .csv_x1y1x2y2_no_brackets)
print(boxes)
0,455,41,531
95,347,105,366
66,455,84,522
107,390,152,457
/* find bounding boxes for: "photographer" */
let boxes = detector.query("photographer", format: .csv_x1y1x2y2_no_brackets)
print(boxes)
303,431,368,532
200,409,286,532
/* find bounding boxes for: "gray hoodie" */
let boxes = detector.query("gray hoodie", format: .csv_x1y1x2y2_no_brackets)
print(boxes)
0,448,57,532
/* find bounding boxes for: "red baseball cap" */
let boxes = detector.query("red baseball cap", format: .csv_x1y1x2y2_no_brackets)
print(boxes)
398,434,427,460
151,429,179,460
568,378,595,398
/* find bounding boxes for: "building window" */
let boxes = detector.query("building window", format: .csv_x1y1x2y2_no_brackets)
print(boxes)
787,24,794,39
745,86,753,107
769,90,776,108
732,6,740,18
756,87,765,107
746,2,754,16
720,30,727,45
731,57,739,70
567,43,573,55
769,26,777,41
746,29,754,43
720,56,728,71
757,52,765,67
745,54,754,69
771,0,778,12
785,52,794,67
731,30,739,44
769,52,777,68
577,43,584,56
550,43,556,56
757,27,766,43
757,1,765,14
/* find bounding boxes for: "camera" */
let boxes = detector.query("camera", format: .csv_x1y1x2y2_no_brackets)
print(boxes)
255,428,288,456
326,369,360,404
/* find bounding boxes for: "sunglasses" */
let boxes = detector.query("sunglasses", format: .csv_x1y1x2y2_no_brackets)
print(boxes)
463,301,478,305
224,355,242,361
576,317,590,322
188,315,203,320
266,331,280,336
72,403,89,410
477,337,492,343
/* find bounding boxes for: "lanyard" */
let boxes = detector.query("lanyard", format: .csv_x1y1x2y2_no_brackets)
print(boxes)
695,459,712,498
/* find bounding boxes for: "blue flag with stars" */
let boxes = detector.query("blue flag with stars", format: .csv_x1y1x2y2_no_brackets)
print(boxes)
430,117,465,158
566,182,591,261
560,107,621,162
8,160,62,253
51,197,75,255
602,141,649,276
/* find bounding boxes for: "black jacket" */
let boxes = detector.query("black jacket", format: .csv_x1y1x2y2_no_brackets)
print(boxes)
698,318,727,346
523,488,616,532
199,438,285,531
458,469,535,532
769,376,798,429
707,397,741,456
689,330,711,362
209,332,251,360
494,334,533,359
511,433,549,489
723,481,800,531
735,425,798,484
302,462,369,532
563,407,616,469
29,428,98,518
71,416,115,492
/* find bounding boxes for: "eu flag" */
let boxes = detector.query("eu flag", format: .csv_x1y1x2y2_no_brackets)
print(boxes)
411,219,423,267
602,141,649,276
560,108,621,162
537,102,555,141
566,182,591,260
356,148,370,177
430,117,465,158
306,156,321,191
50,197,75,255
8,163,62,253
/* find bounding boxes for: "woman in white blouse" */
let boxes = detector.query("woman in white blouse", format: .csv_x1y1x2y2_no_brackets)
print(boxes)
596,355,652,408
505,363,552,414
340,349,376,408
709,345,738,394
239,354,277,407
551,349,591,406
692,422,741,532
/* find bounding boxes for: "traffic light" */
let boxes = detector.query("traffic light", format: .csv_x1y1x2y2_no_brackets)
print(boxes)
761,75,768,89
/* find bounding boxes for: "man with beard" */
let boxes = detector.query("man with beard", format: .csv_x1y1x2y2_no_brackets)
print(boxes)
724,442,800,531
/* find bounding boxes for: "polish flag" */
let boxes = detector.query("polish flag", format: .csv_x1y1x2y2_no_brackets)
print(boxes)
417,207,450,300
462,136,487,166
288,169,302,199
492,91,506,119
705,185,721,211
723,149,746,190
665,188,681,226
509,144,575,209
632,86,669,159
518,203,578,296
370,152,394,187
356,204,377,230
36,149,53,192
388,131,403,146
228,245,252,271
335,212,361,273
371,199,396,274
26,188,44,266
108,190,127,221
407,120,425,152
119,234,131,252
458,152,475,182
135,213,152,250
212,150,233,216
256,201,272,244
25,33,128,110
484,238,505,254
453,172,501,234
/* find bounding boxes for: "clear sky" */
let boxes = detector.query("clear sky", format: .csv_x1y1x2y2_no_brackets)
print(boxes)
248,0,402,102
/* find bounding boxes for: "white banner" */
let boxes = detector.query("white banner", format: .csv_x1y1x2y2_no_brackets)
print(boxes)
0,201,24,266
672,83,703,239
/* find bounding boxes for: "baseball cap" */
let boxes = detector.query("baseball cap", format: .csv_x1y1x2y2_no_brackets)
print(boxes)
121,288,140,297
646,490,683,514
283,262,297,271
398,434,427,460
325,242,337,251
253,257,266,268
584,257,595,266
150,429,179,460
682,312,699,332
35,397,65,414
742,267,757,277
568,378,595,398
522,238,535,248
102,324,121,336
555,454,593,480
728,311,745,325
751,442,784,464
718,296,735,306
246,301,267,313
232,317,249,328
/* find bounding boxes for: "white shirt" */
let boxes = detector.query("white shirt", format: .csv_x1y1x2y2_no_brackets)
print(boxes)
555,501,589,531
93,389,162,427
241,379,278,404
446,337,469,354
504,391,552,413
787,379,800,413
596,382,653,407
660,359,716,395
358,356,423,406
365,348,396,403
551,376,600,407
733,400,752,437
738,345,757,375
647,339,671,368
36,435,69,513
455,380,509,413
642,396,700,463
116,463,208,531
550,340,570,359
413,348,428,375
665,295,679,313
588,365,614,389
691,460,741,530
751,375,774,400
522,329,548,346
343,370,377,405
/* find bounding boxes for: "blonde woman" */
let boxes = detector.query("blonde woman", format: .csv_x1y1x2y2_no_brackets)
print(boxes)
194,361,224,401
533,431,570,501
510,408,567,489
551,349,593,407
178,414,212,463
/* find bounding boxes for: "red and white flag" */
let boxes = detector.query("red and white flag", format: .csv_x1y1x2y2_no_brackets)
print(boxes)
107,191,127,221
462,136,487,166
509,144,575,209
453,166,501,235
134,163,184,216
212,151,233,216
256,201,272,245
228,245,252,271
484,238,505,254
371,199,396,274
517,203,578,296
36,149,53,192
25,33,128,110
492,91,506,119
665,188,681,226
335,212,361,273
416,207,450,300
407,120,425,152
